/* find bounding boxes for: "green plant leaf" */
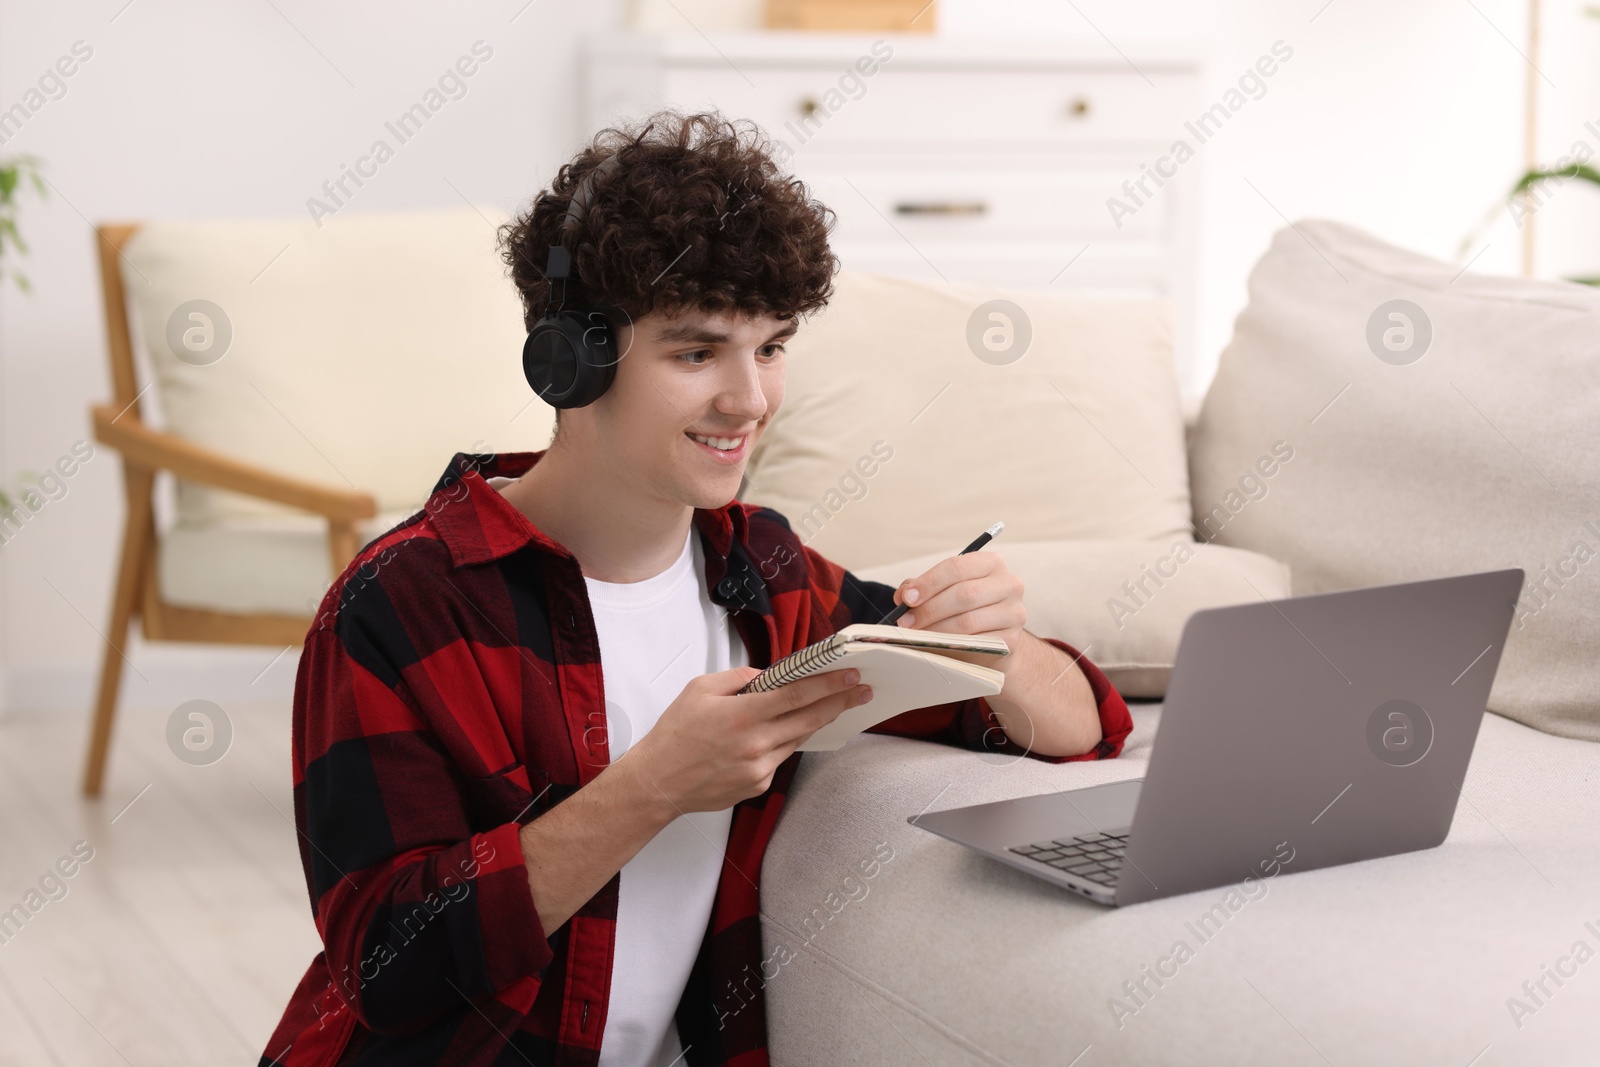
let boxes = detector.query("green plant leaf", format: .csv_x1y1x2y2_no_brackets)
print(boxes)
0,153,45,295
1509,164,1600,196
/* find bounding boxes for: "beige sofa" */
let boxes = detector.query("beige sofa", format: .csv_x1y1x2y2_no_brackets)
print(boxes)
745,222,1600,1065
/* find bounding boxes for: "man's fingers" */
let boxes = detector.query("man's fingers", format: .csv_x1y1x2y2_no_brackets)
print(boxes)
770,681,873,747
902,570,1019,630
918,577,992,618
703,665,764,697
900,552,1000,606
744,666,860,717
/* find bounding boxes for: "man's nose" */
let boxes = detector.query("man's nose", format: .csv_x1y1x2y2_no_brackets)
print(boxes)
719,357,768,419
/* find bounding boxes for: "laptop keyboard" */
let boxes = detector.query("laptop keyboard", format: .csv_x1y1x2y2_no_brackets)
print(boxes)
1008,830,1128,886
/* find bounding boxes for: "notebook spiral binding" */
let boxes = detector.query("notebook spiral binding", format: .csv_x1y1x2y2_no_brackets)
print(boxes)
737,634,849,694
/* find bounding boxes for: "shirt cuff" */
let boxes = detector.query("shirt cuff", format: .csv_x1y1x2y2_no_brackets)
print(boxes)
473,820,554,1001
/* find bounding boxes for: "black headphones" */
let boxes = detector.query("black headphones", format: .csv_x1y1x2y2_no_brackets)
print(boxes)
522,154,626,408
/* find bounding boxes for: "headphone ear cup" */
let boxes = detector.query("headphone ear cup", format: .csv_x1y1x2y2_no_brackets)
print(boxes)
523,310,616,409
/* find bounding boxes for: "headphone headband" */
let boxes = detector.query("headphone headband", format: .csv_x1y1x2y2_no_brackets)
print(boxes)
546,154,621,286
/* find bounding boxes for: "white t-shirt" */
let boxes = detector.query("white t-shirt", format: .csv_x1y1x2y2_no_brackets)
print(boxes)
581,525,746,1067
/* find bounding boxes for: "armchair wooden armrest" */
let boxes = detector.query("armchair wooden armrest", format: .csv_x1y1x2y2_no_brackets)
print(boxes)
91,402,378,577
92,403,376,520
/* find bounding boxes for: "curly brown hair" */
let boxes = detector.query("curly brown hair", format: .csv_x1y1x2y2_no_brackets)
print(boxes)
498,109,840,342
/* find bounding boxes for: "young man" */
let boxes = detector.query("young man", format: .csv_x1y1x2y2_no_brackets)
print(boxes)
261,111,1131,1067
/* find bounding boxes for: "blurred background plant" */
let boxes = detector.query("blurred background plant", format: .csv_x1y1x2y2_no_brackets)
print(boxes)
1459,4,1600,285
1501,161,1600,285
0,153,49,521
0,153,46,294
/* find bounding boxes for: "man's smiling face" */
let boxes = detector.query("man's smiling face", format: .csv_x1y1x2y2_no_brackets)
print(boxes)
573,305,795,510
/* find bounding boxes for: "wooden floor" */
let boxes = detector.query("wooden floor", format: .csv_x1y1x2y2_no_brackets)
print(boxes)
0,697,321,1066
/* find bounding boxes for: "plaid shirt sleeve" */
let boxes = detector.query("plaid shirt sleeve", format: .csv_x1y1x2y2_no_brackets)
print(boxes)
793,539,1134,763
290,594,552,1039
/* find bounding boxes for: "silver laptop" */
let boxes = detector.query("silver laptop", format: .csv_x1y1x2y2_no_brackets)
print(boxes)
908,568,1524,906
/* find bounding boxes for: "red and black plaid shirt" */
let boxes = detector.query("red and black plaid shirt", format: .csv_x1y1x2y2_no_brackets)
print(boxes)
260,450,1132,1067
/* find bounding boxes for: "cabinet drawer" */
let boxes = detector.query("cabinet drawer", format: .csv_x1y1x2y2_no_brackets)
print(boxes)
661,65,1194,147
827,240,1178,294
799,162,1169,244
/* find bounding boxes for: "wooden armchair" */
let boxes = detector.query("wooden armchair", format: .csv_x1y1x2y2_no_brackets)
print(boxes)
80,207,541,796
82,224,377,795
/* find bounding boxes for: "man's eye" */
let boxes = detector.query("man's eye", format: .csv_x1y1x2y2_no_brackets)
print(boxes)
761,343,787,359
680,349,711,365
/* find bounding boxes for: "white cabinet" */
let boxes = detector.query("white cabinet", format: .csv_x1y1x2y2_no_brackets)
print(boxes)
582,32,1203,384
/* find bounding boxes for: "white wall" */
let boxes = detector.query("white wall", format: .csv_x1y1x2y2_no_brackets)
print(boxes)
2,0,1595,714
960,0,1595,384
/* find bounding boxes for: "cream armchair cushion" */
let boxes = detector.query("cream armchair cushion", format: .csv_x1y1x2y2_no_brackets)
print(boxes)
156,511,418,617
119,206,554,613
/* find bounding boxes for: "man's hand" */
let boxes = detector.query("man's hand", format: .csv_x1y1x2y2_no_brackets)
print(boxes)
623,665,874,815
891,551,1027,673
520,665,872,935
891,552,1102,758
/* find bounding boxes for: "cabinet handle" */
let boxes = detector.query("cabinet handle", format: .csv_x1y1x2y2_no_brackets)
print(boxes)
893,201,988,216
1066,96,1092,118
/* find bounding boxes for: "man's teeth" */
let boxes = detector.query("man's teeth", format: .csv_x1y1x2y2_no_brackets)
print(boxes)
689,433,745,451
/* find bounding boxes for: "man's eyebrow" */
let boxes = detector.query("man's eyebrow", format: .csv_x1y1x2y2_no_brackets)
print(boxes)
653,319,800,345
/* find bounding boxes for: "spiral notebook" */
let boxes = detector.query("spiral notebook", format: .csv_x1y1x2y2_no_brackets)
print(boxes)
738,623,1011,751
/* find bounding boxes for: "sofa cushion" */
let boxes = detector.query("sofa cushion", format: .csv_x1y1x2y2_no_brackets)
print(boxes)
743,271,1193,572
1189,219,1600,742
121,206,554,526
762,709,1600,1065
855,539,1291,698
